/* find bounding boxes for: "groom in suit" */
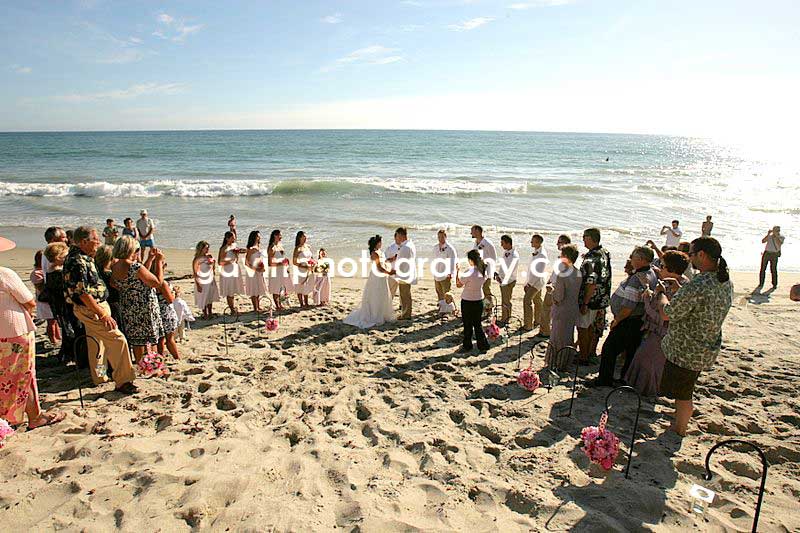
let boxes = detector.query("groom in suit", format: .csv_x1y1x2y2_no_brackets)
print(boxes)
393,227,417,320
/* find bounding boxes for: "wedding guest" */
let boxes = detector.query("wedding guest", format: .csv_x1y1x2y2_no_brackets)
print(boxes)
394,227,417,320
243,231,268,312
228,215,237,240
701,215,714,237
292,231,316,308
40,226,66,349
267,230,294,311
455,250,490,354
432,229,458,305
122,218,136,239
111,236,165,362
0,235,65,429
757,225,784,291
557,234,571,248
172,285,195,342
29,251,58,345
471,225,497,299
154,274,179,359
102,218,119,245
314,248,332,306
93,244,121,326
43,242,80,363
522,234,548,333
577,228,612,364
496,235,519,324
63,226,137,393
624,250,690,397
660,220,683,247
541,234,572,338
545,244,582,370
192,241,219,320
65,230,75,246
136,209,156,256
588,245,658,387
658,237,732,436
218,231,244,315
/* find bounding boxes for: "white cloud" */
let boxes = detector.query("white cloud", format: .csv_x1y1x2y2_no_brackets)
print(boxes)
322,13,342,24
54,82,185,103
154,13,204,42
321,45,405,72
508,0,573,8
11,65,32,74
401,1,423,6
447,17,495,31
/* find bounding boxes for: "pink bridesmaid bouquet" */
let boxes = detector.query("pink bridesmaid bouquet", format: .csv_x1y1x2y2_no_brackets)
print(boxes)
0,418,15,448
581,411,620,470
138,352,168,377
484,317,501,342
517,367,541,392
265,316,279,332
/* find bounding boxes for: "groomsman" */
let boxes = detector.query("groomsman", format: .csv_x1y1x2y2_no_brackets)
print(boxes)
432,229,458,303
471,225,497,299
394,227,417,320
523,234,549,333
496,235,519,324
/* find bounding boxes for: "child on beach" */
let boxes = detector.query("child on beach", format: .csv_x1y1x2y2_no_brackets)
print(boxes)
30,250,60,344
172,285,195,342
228,215,237,240
313,248,332,305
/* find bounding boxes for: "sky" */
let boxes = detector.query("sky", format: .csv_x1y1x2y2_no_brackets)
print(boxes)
1,0,799,137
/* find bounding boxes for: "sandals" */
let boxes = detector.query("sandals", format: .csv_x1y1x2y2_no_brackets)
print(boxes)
115,382,139,395
28,411,66,430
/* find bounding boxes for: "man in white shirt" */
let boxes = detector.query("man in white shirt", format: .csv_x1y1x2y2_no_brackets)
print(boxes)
393,227,417,320
136,209,156,256
385,241,400,298
431,229,458,304
496,235,519,324
660,220,682,247
523,234,549,333
471,225,497,299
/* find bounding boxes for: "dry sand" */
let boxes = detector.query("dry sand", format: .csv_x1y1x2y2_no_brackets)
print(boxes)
1,246,799,532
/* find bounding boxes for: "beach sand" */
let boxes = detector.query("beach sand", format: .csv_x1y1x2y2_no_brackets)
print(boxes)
1,247,799,531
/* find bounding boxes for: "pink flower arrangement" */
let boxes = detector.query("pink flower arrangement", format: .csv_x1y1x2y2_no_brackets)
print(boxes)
0,418,14,449
306,259,317,269
138,352,168,377
265,316,279,332
517,367,541,392
484,317,501,342
580,411,620,470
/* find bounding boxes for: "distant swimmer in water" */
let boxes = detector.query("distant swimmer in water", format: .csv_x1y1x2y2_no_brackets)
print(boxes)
605,157,609,162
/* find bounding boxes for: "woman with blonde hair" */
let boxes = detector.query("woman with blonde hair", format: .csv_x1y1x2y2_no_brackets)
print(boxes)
193,240,219,319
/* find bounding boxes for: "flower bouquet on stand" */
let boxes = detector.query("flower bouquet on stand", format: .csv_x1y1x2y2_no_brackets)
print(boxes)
0,418,14,449
265,309,279,333
517,351,541,393
581,411,620,471
484,316,501,342
138,351,169,378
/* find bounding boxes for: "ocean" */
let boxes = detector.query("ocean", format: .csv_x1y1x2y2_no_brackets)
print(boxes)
0,130,797,271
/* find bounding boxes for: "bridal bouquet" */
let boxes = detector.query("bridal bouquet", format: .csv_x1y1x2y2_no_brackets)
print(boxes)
580,411,620,470
0,418,14,449
313,261,330,275
138,352,169,377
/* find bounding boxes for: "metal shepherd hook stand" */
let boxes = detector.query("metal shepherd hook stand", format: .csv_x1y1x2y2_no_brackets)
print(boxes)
73,334,101,409
703,439,768,532
563,346,581,417
604,385,641,479
254,296,274,341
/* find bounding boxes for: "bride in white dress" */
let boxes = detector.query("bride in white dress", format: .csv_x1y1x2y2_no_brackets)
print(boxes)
344,235,397,329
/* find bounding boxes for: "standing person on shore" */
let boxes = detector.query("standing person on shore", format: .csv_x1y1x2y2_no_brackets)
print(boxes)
218,231,244,315
522,234,548,333
102,219,119,245
456,250,490,354
111,237,165,363
471,225,497,299
122,218,136,239
63,227,137,394
577,228,612,364
228,215,237,241
136,210,156,257
30,251,58,345
343,235,395,329
1,235,66,429
496,235,519,325
313,249,332,306
661,220,683,247
701,216,714,237
432,229,458,307
588,246,658,387
292,231,316,308
243,231,267,312
545,244,582,370
393,227,417,320
657,237,733,436
267,230,293,311
192,241,219,320
757,226,784,291
40,226,67,348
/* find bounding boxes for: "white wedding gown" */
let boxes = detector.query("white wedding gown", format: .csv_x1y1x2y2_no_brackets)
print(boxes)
343,251,395,329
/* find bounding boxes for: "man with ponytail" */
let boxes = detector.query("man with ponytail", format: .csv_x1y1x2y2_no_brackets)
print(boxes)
655,236,732,436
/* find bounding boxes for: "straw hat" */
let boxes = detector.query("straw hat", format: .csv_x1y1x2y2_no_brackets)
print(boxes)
0,236,17,252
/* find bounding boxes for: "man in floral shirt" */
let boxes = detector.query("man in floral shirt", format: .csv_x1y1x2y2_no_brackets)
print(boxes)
657,237,733,436
577,228,612,363
63,226,137,394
